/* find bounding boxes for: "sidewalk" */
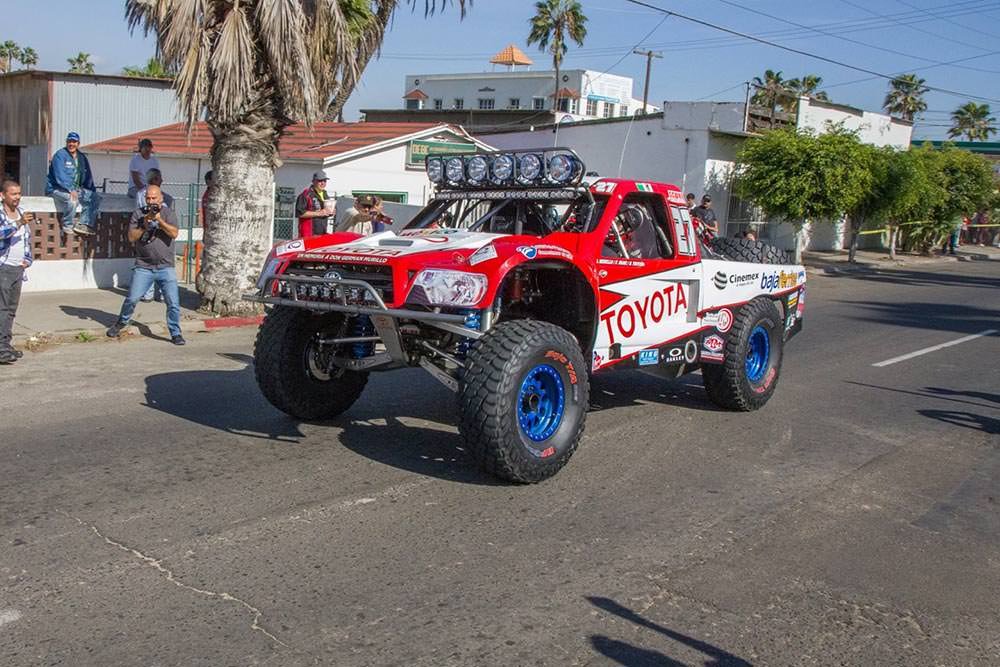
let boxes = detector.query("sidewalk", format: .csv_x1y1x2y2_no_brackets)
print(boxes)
10,286,262,349
803,245,1000,275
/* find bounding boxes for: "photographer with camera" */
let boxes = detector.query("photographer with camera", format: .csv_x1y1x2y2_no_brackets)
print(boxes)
106,185,186,345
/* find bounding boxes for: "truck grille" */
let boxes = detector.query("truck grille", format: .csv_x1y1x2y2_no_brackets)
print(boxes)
281,262,394,304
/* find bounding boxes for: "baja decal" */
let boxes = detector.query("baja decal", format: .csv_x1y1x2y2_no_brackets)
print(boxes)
275,239,304,256
468,244,498,266
599,283,688,346
593,182,617,194
703,334,725,353
638,349,659,366
636,183,653,192
760,270,800,292
753,367,777,393
518,246,538,259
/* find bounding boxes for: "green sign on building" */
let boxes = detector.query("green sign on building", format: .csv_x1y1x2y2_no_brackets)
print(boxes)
407,139,477,167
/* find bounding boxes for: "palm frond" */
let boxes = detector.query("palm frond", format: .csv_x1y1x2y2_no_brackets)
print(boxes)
255,0,317,120
210,3,256,124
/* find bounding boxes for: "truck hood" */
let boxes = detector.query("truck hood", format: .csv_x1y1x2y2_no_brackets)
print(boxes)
307,229,505,259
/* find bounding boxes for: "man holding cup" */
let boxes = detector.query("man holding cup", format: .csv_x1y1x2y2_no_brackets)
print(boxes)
295,171,334,238
0,180,34,364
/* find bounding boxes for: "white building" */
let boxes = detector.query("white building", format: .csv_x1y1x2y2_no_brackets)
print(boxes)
403,44,658,121
478,97,913,251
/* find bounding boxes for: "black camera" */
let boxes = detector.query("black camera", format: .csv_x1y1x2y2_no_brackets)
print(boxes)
140,203,161,216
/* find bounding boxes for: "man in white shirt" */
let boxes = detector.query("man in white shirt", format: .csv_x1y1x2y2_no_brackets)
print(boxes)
128,138,160,198
0,180,34,364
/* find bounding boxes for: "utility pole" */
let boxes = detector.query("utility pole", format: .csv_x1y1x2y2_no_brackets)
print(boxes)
633,49,662,115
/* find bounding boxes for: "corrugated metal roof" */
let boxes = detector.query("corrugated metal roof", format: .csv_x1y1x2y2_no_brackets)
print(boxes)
83,121,449,161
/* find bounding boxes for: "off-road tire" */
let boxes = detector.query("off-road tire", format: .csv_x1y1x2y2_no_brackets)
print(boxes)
710,237,789,264
702,297,784,411
253,306,368,420
459,320,590,483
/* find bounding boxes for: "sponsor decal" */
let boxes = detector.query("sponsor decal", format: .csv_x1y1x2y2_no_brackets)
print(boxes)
323,270,342,280
685,339,699,363
787,294,799,310
599,283,688,345
797,288,806,315
715,308,734,333
713,270,760,290
275,239,304,256
518,246,538,259
545,350,578,385
662,341,698,364
468,244,498,266
753,367,777,393
400,228,463,237
298,252,390,264
760,270,799,292
598,269,608,278
598,258,646,267
638,349,659,366
712,271,727,290
701,350,724,362
593,350,605,367
703,334,725,353
636,182,653,192
319,246,402,257
593,182,617,194
519,244,576,261
667,191,688,205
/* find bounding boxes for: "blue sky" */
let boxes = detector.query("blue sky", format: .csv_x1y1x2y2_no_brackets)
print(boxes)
4,0,999,140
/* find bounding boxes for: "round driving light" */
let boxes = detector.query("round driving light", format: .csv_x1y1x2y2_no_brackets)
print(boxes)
466,155,488,183
445,157,465,184
491,154,514,183
547,154,579,184
426,157,443,183
518,154,543,182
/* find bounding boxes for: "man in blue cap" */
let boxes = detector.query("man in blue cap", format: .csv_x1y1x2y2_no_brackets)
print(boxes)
45,131,101,238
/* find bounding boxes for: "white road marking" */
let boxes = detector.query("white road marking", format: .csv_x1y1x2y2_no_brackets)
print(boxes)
872,329,998,367
0,609,22,628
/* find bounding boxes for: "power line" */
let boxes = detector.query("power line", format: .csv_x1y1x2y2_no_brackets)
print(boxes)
621,0,1000,105
891,0,1000,41
836,0,999,53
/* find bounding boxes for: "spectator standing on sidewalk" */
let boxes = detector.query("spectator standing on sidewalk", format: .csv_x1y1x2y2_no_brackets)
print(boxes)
45,132,100,238
691,195,719,237
136,169,175,302
199,170,214,229
0,180,34,364
942,214,963,255
106,185,185,346
128,138,160,198
295,172,334,238
686,193,696,213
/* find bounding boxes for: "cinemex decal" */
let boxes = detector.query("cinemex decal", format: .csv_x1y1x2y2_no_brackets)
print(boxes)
599,283,688,345
638,349,659,366
712,271,760,290
468,244,498,266
703,334,725,353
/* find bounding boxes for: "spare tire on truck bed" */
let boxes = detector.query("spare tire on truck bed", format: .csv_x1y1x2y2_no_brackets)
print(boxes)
710,237,789,264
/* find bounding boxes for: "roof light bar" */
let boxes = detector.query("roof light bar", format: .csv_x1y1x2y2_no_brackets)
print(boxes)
425,148,586,190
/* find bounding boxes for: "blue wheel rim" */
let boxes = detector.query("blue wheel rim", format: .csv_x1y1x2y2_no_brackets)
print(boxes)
517,364,566,444
745,325,770,382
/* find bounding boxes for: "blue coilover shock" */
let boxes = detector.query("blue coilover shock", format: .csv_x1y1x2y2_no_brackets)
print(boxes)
350,315,375,359
457,310,482,358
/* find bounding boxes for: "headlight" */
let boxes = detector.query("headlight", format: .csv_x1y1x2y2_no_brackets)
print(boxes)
547,154,580,184
410,269,488,306
491,154,515,184
517,154,543,183
445,157,464,184
466,155,488,184
426,157,444,183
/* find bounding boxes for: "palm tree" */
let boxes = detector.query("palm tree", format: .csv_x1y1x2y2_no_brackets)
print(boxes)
126,0,468,316
751,69,793,127
949,102,997,141
883,73,928,122
67,52,95,74
527,0,588,115
122,57,174,79
0,41,19,73
18,47,38,70
785,74,829,115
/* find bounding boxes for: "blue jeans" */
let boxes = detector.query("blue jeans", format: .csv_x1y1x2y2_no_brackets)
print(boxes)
50,189,101,232
119,266,181,337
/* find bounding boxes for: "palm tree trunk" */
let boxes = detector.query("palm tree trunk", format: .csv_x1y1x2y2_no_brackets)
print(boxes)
888,225,898,260
553,60,560,117
197,113,281,316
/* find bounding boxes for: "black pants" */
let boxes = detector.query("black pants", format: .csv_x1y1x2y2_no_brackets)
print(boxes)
0,264,24,353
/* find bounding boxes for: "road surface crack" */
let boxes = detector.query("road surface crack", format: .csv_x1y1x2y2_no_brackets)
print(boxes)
62,512,288,648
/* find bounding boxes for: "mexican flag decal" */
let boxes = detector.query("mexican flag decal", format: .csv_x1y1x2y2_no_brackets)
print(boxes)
636,183,653,192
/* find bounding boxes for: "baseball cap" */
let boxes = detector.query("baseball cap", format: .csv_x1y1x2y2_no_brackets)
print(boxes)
312,171,328,181
66,132,81,142
356,194,376,208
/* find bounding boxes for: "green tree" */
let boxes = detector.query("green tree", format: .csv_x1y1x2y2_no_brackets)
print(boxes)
948,102,997,141
122,57,174,79
883,73,928,122
734,128,874,261
751,69,793,127
878,148,939,259
126,0,469,316
67,52,95,74
0,41,19,73
527,0,588,116
18,47,38,70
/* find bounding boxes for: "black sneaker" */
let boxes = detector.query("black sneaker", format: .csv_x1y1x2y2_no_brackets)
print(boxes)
0,351,16,364
107,321,127,338
171,335,186,346
11,349,23,359
72,223,95,236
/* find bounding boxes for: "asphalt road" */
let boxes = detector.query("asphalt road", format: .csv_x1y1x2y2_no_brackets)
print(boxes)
2,260,998,666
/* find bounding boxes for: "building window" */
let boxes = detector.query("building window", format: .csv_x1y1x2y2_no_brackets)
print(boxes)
557,98,571,112
478,98,495,110
454,98,464,110
405,99,422,111
508,98,521,110
433,99,443,110
586,99,598,116
532,97,546,110
603,103,615,118
620,106,629,117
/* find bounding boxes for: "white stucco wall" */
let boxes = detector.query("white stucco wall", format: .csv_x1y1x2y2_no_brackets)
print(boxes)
796,97,913,148
321,144,435,205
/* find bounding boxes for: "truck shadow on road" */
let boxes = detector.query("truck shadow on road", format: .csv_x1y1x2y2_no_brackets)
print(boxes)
836,267,1000,290
589,372,724,413
587,596,752,666
837,299,1000,335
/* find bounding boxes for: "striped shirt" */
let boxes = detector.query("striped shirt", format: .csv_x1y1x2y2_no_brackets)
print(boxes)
0,205,33,269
